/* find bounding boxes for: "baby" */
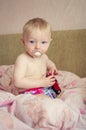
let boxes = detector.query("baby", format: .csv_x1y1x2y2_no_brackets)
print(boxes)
14,18,59,98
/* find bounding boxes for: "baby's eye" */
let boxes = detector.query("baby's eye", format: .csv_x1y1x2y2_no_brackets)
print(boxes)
29,40,35,44
41,41,47,44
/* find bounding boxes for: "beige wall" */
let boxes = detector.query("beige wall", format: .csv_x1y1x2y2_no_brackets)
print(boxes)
0,0,86,34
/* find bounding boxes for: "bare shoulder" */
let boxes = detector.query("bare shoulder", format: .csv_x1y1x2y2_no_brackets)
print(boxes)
14,53,28,73
42,54,50,63
16,53,27,60
15,53,28,64
42,54,49,60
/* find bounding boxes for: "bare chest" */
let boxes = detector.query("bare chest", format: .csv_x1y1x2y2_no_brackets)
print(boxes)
26,58,47,78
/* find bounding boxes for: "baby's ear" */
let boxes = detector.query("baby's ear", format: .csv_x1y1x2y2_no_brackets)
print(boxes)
20,38,25,45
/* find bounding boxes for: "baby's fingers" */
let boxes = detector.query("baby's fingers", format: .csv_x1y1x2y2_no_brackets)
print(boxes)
49,75,55,81
54,70,58,75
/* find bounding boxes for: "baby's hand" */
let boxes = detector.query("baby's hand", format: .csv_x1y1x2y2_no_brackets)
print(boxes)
47,69,58,76
42,75,55,88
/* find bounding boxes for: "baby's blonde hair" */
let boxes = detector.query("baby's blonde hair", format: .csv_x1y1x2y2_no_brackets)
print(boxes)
23,18,51,38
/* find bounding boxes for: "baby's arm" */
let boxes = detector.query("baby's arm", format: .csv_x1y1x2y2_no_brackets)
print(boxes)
44,54,58,75
14,54,55,89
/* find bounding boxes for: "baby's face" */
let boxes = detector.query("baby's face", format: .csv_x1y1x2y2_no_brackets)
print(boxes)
23,29,51,58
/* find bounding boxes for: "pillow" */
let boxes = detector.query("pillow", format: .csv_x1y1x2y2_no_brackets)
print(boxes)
0,65,18,95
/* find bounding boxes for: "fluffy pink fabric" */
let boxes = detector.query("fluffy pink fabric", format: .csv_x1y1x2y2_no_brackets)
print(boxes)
0,65,86,130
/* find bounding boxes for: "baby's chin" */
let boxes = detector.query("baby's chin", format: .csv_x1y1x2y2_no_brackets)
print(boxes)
34,51,42,57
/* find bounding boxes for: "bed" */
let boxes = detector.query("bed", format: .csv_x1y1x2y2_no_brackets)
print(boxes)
0,29,86,130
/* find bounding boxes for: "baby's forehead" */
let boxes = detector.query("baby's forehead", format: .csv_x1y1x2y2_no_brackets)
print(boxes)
30,31,51,39
23,28,51,41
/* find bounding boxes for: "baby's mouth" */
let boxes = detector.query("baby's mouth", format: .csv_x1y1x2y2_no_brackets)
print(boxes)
34,51,42,57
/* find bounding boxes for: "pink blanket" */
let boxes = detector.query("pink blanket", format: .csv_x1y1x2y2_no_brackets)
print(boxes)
0,65,86,130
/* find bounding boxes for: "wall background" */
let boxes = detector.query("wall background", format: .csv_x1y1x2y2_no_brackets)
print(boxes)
0,0,86,34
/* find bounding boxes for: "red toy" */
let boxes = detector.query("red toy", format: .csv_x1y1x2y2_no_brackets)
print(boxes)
52,79,61,95
47,72,61,95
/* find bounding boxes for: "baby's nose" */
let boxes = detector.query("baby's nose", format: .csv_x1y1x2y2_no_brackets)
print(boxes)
35,43,40,49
